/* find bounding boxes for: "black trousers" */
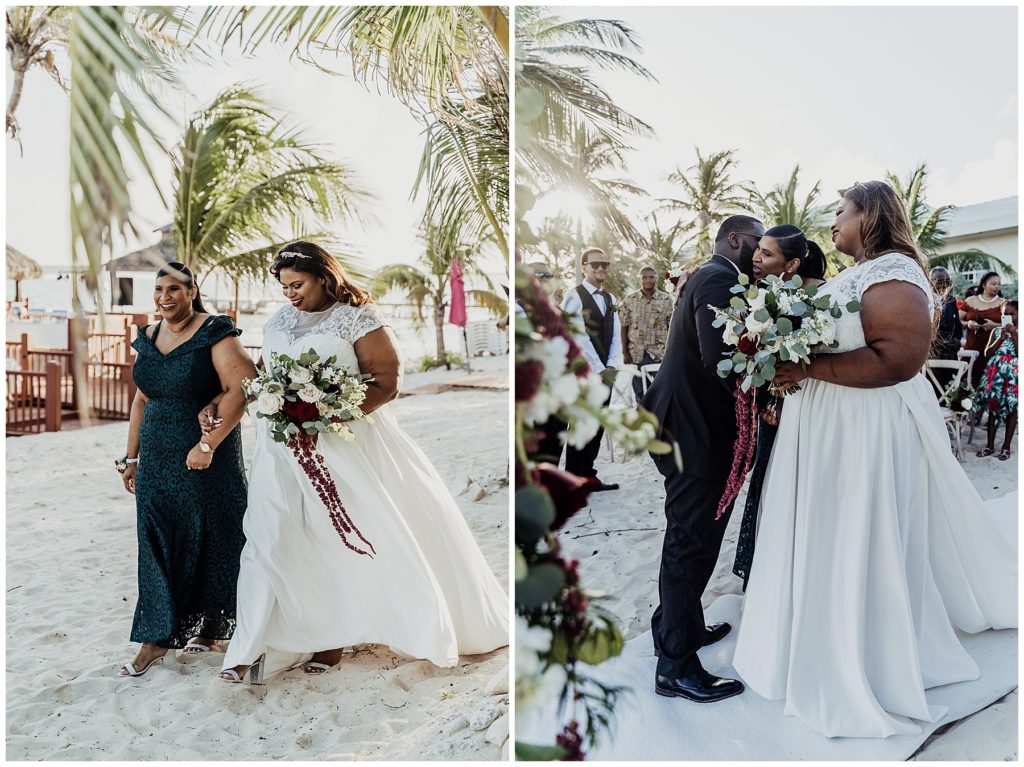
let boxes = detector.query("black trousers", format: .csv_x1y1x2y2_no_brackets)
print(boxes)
650,451,735,677
565,391,612,478
528,415,566,466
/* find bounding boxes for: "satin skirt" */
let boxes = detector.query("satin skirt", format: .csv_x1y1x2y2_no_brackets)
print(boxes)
732,374,1017,738
223,406,509,672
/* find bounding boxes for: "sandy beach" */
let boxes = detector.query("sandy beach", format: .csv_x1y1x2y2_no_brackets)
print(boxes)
550,427,1017,760
6,358,510,761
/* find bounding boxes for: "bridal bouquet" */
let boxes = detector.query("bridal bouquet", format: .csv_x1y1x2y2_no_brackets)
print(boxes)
243,350,376,557
708,274,860,518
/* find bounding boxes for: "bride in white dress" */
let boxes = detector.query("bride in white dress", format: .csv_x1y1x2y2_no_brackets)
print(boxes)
731,182,1017,737
215,242,508,683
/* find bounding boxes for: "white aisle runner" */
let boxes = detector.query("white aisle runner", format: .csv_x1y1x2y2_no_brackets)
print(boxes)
519,493,1018,761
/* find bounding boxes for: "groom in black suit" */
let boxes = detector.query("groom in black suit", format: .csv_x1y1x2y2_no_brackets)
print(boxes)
642,214,765,702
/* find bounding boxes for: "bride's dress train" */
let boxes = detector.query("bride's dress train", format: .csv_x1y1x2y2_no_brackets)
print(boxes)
222,302,508,674
732,254,1017,738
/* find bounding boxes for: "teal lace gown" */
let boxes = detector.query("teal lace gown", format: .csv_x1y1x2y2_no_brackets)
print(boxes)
129,315,247,648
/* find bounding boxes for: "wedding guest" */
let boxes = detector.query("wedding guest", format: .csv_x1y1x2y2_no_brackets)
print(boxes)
974,300,1018,460
116,262,256,676
620,266,673,401
732,224,827,589
928,266,964,392
560,247,623,491
960,271,1005,388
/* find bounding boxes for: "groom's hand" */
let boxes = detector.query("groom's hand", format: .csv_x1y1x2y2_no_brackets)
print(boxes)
773,361,808,390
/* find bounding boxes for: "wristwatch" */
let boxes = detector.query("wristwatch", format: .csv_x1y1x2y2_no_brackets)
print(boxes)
115,456,140,474
199,440,214,454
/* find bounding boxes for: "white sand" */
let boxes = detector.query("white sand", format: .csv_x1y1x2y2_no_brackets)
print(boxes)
5,360,510,761
553,430,1017,760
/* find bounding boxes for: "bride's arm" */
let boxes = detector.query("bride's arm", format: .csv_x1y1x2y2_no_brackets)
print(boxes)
354,326,403,414
202,336,259,449
774,280,933,389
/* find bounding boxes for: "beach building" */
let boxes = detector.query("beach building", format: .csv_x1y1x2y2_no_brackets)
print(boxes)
934,196,1018,289
104,224,175,309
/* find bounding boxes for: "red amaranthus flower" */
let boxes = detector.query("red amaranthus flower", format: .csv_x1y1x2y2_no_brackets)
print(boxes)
291,432,375,557
716,378,759,520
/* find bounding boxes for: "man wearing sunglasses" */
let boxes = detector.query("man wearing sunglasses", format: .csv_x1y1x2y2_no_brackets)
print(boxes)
642,214,765,704
559,247,623,491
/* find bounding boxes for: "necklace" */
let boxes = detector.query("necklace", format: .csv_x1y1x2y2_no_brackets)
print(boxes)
977,293,1001,304
163,312,197,339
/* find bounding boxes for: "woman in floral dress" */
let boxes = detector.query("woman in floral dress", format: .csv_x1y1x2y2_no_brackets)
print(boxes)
974,300,1018,460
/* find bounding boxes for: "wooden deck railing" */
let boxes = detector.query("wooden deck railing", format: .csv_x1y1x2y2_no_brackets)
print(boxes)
6,363,61,435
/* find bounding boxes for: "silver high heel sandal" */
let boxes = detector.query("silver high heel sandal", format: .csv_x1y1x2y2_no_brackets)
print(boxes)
118,653,165,677
220,654,266,685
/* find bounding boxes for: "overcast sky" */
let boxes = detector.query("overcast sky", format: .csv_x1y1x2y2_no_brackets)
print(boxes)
6,36,503,277
536,5,1017,224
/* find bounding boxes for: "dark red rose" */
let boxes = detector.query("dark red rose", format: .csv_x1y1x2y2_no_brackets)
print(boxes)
283,399,320,424
784,314,803,330
516,359,544,401
738,333,758,355
533,463,597,531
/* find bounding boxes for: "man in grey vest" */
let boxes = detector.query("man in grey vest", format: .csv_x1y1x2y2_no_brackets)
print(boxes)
560,247,623,491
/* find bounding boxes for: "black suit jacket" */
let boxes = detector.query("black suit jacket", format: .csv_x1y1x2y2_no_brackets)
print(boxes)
642,255,741,481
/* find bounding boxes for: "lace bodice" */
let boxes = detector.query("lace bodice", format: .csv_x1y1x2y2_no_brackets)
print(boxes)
817,253,934,353
262,302,387,372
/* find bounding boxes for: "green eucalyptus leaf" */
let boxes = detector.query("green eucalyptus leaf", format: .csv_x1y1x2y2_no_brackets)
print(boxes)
515,485,555,543
516,563,566,609
647,439,673,455
776,317,793,334
846,300,862,313
729,296,746,310
515,743,569,761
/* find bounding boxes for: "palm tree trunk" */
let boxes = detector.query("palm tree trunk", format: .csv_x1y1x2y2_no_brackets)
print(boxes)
434,302,448,368
7,63,27,138
472,7,508,59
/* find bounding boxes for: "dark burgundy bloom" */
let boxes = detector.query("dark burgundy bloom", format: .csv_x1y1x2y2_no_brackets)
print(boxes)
533,463,597,531
784,314,803,330
516,359,545,401
556,721,585,761
737,333,758,356
283,399,320,424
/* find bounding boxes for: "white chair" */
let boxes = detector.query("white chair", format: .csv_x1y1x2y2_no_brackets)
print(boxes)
464,320,491,357
639,362,661,397
602,366,640,463
957,349,980,444
924,359,971,460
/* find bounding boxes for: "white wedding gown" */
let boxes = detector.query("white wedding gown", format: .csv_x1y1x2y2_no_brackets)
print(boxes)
223,302,508,674
732,253,1017,738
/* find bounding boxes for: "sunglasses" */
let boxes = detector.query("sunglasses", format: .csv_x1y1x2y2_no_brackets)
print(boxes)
533,271,555,279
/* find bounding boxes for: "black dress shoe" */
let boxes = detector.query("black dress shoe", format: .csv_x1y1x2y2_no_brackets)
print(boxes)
655,666,744,703
654,622,732,657
591,482,619,492
703,621,731,646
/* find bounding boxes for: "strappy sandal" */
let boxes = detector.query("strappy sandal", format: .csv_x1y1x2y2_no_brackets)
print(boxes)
118,652,166,677
220,654,266,685
976,447,995,457
303,661,337,675
182,638,216,654
998,449,1012,461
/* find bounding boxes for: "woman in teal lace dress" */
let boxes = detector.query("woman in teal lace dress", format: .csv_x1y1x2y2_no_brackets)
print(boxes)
117,263,256,676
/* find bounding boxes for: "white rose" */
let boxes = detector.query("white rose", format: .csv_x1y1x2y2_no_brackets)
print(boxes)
548,372,582,408
297,383,323,403
748,288,768,312
816,314,837,344
289,366,313,384
776,293,793,315
722,324,740,347
256,391,284,416
745,313,773,336
961,397,974,411
529,336,571,379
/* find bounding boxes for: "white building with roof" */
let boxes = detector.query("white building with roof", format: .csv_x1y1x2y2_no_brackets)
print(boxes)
934,196,1018,287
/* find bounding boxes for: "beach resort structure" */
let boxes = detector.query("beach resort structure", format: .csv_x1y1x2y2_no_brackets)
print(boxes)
936,196,1019,288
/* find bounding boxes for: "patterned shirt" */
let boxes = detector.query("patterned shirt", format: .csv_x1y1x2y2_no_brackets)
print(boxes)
619,288,673,362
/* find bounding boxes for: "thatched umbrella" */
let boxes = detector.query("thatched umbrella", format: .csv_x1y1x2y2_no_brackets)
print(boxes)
6,244,43,301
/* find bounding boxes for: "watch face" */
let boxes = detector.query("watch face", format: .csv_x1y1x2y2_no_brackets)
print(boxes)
200,442,212,453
